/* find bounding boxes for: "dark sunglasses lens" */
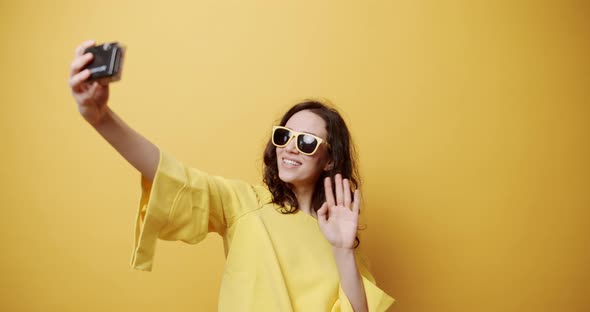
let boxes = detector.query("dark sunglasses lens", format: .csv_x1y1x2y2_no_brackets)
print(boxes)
297,134,318,154
273,128,291,146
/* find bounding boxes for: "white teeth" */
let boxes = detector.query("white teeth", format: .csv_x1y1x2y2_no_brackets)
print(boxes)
283,158,301,166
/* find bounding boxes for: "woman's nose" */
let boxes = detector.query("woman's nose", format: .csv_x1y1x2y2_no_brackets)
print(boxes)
285,137,299,154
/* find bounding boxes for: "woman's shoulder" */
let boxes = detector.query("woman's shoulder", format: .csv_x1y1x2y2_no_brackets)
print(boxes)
250,184,273,207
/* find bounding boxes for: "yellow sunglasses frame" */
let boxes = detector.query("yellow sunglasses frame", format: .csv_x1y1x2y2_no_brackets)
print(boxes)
272,126,329,156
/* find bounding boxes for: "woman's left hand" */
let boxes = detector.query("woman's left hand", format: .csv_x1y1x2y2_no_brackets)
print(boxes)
317,174,360,249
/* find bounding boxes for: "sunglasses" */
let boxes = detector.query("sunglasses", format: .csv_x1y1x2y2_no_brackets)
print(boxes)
271,126,329,156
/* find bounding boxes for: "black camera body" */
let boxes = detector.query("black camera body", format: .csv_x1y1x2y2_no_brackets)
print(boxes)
83,42,125,82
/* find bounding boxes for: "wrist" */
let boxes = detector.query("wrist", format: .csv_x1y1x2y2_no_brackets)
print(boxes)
91,107,114,129
332,246,354,257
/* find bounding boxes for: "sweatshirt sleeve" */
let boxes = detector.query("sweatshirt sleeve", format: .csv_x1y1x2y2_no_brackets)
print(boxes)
129,148,259,271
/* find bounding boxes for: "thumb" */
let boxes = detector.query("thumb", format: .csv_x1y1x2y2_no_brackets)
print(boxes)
89,81,100,94
97,77,110,87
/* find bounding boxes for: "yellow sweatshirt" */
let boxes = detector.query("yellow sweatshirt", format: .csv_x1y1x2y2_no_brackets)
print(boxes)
130,148,394,311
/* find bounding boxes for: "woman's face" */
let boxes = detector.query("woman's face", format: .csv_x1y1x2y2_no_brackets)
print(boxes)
276,110,332,189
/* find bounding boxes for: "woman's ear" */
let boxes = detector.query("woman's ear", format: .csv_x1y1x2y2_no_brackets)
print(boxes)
324,160,334,171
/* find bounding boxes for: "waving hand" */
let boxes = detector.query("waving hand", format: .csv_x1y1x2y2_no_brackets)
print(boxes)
317,174,360,249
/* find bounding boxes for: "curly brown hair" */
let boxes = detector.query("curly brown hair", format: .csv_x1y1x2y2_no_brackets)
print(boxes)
263,100,361,215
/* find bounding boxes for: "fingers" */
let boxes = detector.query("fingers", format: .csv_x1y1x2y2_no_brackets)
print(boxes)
343,178,351,208
69,69,91,92
70,52,94,77
69,40,96,89
324,176,335,207
335,174,344,206
75,40,96,57
326,174,355,208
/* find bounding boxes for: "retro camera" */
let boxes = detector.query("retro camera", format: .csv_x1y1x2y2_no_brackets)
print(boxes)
83,42,125,82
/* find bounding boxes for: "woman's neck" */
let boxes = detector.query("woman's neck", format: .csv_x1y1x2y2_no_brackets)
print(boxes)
291,183,316,216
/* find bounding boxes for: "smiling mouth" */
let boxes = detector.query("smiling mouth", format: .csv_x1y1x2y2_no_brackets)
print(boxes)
282,158,302,166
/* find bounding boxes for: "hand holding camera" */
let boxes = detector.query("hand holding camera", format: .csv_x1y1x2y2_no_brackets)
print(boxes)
68,40,125,126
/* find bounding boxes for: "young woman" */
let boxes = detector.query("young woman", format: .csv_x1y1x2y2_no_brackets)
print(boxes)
68,40,394,312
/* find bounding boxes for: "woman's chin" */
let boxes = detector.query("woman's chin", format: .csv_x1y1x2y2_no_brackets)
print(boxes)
278,171,294,184
279,170,307,185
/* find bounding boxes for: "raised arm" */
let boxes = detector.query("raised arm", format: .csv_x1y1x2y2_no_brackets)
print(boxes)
92,108,159,181
68,40,159,181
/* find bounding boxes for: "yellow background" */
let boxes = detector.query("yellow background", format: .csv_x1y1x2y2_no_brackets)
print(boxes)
1,0,588,311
